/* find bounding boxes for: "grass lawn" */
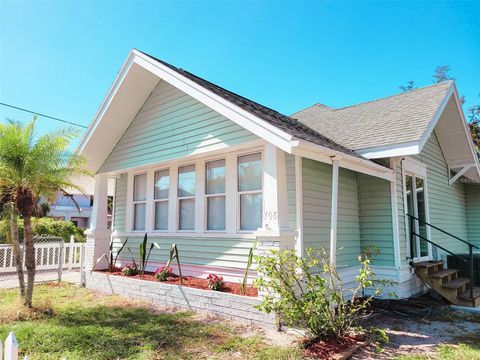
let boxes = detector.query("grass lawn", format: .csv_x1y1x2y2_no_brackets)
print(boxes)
0,283,301,360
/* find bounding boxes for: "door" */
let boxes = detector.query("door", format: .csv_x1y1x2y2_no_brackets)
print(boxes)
405,173,431,260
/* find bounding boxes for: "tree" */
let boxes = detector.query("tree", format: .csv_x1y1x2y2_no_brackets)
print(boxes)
399,80,416,92
432,65,454,83
0,117,89,306
467,96,480,152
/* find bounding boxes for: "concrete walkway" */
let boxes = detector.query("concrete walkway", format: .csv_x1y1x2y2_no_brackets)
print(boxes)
0,270,82,289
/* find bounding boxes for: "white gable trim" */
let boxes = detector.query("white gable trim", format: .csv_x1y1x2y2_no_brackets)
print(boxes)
356,141,420,159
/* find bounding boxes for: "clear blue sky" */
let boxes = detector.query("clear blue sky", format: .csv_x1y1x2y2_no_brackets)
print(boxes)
1,1,479,147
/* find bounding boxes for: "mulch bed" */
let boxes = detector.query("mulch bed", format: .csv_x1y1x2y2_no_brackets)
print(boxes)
303,336,361,360
98,269,258,297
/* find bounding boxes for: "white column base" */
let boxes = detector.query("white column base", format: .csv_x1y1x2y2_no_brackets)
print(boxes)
84,229,112,271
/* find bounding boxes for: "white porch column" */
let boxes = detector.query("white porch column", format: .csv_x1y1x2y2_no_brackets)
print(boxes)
85,173,111,270
255,143,296,254
330,159,340,265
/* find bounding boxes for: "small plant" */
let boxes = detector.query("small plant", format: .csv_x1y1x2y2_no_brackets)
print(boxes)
164,244,183,284
122,263,138,276
128,233,160,276
109,237,128,272
155,266,173,281
254,247,392,338
207,273,224,291
240,240,256,295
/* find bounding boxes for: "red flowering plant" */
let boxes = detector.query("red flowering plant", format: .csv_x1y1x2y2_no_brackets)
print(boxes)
207,273,224,291
121,263,138,276
155,266,173,281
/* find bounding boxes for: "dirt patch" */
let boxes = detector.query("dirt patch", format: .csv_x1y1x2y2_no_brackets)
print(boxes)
303,336,358,359
98,269,258,296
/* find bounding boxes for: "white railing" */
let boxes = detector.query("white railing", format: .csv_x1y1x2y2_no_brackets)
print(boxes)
0,237,84,274
0,332,19,360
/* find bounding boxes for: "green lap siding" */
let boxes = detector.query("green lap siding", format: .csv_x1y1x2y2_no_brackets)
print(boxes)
113,235,256,270
99,80,258,173
466,185,480,247
397,132,470,259
113,173,128,232
358,174,395,266
302,158,362,267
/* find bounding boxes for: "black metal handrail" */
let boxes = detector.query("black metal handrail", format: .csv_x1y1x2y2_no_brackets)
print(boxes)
407,214,477,306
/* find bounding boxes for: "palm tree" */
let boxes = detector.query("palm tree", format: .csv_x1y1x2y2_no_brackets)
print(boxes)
0,116,90,306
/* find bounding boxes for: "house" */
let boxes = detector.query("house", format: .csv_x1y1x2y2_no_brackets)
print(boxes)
47,194,93,228
79,49,480,304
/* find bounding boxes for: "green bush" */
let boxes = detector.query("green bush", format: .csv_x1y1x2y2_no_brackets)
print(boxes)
0,217,85,244
254,247,391,339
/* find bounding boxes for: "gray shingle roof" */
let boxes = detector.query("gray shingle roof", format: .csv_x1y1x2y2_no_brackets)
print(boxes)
139,50,361,158
292,81,453,151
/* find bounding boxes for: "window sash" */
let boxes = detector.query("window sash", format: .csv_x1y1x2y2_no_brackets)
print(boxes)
154,199,168,231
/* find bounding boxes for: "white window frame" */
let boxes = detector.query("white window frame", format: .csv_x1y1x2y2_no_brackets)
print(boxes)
123,142,264,236
177,163,196,232
402,158,432,261
237,151,264,233
205,158,227,232
131,172,147,232
153,168,170,232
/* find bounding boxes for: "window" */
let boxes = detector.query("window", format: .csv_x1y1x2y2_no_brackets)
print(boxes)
238,153,262,231
132,173,147,230
154,170,169,230
178,165,195,230
206,159,226,230
406,174,429,259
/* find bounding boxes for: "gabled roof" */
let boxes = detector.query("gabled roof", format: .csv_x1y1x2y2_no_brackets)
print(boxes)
139,51,358,158
78,49,394,181
293,81,453,151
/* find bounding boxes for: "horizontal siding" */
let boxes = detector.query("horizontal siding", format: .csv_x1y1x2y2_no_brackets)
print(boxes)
302,158,362,267
113,235,256,270
100,80,258,172
286,153,297,229
412,132,469,255
396,162,408,265
358,174,395,266
466,184,480,247
113,174,127,232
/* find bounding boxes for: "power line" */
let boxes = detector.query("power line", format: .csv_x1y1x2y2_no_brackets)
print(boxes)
0,102,88,129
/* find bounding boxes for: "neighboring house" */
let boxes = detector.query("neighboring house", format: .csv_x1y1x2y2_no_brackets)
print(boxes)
79,49,480,304
47,193,93,228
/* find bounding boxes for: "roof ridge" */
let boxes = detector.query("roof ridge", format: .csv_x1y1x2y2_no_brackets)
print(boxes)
291,103,332,116
332,80,453,111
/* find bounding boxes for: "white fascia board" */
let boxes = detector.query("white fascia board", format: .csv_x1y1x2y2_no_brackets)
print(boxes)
132,51,294,153
291,139,394,181
418,83,454,151
77,53,136,154
355,141,420,159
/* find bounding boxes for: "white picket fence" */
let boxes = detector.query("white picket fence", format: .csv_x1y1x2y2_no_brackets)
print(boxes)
0,237,83,275
0,332,19,360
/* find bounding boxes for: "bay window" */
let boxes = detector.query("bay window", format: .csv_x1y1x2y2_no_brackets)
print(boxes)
133,173,147,231
154,169,169,230
238,153,262,231
178,165,196,230
206,159,226,231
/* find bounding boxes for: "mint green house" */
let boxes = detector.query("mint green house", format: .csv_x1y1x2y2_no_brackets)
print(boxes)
79,50,480,301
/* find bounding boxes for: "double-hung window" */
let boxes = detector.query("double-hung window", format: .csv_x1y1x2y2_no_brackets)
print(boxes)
238,153,262,231
178,165,196,230
132,173,147,231
206,159,226,231
154,169,169,230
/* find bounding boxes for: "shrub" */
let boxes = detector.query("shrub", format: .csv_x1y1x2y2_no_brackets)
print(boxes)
254,247,390,338
122,263,138,276
155,266,173,281
207,274,224,291
0,217,85,244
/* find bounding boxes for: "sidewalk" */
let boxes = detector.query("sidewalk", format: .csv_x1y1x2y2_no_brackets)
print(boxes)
0,270,81,289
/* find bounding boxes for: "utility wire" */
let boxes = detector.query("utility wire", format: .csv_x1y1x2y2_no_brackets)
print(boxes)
0,102,88,129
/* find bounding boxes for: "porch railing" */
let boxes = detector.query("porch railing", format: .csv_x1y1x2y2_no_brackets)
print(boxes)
407,213,479,304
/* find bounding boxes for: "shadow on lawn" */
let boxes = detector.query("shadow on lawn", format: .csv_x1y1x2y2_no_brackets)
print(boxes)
4,305,226,360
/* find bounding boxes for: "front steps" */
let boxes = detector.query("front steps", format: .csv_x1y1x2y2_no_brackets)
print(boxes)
413,261,480,307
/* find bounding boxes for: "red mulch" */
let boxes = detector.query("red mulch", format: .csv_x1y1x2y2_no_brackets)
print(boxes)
98,269,258,297
303,336,357,360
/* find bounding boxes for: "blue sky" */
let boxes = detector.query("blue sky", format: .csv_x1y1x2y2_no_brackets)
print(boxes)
1,1,479,147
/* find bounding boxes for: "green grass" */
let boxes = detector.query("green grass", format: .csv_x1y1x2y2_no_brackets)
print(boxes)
0,284,302,360
394,338,480,360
